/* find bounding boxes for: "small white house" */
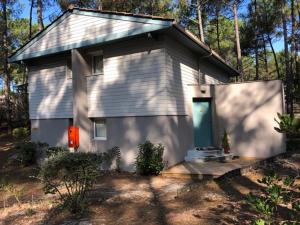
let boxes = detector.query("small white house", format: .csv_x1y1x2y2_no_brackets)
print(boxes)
9,8,285,170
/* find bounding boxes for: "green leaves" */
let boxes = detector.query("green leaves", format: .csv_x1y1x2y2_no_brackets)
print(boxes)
246,172,300,224
39,152,103,213
136,140,165,176
274,113,300,136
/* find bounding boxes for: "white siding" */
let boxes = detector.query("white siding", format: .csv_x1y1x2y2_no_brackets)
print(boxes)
87,39,169,117
28,59,73,119
19,13,157,57
164,37,229,115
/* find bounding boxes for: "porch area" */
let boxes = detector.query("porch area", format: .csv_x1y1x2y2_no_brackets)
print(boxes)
161,157,261,180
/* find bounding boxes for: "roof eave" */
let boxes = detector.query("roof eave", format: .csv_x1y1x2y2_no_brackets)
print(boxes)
171,24,240,76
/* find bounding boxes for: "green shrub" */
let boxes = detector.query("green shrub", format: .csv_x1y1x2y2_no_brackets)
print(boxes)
274,113,300,136
12,127,29,139
15,142,37,166
39,152,102,213
45,146,69,158
103,146,122,171
136,140,165,175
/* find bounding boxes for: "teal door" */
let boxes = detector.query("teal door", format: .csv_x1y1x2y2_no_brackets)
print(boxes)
192,99,213,147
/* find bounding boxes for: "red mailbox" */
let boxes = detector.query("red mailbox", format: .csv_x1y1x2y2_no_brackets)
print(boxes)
68,126,79,149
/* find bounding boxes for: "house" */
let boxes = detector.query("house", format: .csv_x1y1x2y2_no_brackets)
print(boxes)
9,8,286,170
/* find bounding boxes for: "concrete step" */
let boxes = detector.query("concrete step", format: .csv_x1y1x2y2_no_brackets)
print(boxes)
186,149,223,157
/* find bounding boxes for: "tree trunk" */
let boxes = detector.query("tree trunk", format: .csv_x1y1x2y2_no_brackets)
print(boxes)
197,0,205,42
29,0,34,38
282,0,292,114
233,0,244,81
37,0,44,31
291,0,299,102
267,34,280,79
1,0,12,133
263,36,269,77
254,0,259,80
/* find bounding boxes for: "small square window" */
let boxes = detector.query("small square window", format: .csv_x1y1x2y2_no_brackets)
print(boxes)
92,55,103,75
93,119,107,140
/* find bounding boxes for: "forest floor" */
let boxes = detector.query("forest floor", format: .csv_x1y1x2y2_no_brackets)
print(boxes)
0,136,299,225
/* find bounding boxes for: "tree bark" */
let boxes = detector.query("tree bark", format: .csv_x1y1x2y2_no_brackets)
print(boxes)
37,0,44,31
291,0,299,102
233,0,244,81
263,36,269,77
254,0,259,80
29,0,34,38
1,0,12,133
282,0,292,114
267,34,280,79
197,0,205,42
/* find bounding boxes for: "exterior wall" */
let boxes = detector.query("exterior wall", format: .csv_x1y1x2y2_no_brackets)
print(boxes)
31,119,70,146
18,13,163,59
89,115,193,171
27,55,73,119
164,36,230,116
214,80,285,158
72,49,91,152
86,36,169,117
187,80,286,158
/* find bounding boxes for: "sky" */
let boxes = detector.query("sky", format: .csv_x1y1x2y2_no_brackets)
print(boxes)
18,0,284,52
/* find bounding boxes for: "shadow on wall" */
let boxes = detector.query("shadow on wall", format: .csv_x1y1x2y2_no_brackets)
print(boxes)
87,35,192,170
215,80,285,158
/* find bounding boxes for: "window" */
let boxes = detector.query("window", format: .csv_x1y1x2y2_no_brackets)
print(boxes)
93,119,107,140
92,55,103,75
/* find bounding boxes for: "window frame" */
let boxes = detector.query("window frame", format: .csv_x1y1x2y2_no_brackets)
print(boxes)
93,119,107,140
92,54,104,75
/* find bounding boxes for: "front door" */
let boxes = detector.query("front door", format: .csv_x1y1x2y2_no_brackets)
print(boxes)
192,98,213,147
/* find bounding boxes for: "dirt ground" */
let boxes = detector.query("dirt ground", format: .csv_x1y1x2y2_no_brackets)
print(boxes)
0,136,299,225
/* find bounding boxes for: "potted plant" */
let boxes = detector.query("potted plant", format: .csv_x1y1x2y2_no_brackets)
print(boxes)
222,130,230,154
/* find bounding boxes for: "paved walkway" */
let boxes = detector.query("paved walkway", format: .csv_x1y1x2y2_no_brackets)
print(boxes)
161,158,261,180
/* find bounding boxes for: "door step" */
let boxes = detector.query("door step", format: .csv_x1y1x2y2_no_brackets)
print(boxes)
184,147,233,163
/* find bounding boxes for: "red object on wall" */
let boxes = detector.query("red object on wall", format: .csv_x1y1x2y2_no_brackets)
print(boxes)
68,126,79,149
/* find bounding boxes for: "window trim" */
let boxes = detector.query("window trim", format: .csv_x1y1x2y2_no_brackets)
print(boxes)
92,55,104,75
93,119,107,141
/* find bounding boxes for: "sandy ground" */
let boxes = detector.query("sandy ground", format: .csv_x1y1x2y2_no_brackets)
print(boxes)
0,137,299,225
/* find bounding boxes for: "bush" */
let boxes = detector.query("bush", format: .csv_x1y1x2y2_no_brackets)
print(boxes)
274,113,300,136
15,142,37,166
136,140,165,175
12,127,29,139
103,146,122,171
45,146,69,158
39,152,102,213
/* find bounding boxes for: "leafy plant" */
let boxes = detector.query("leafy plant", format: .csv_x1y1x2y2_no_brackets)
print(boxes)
136,140,165,175
39,152,102,213
12,127,29,139
246,173,300,224
14,141,37,166
274,113,300,135
0,177,23,205
103,146,122,171
221,130,230,153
